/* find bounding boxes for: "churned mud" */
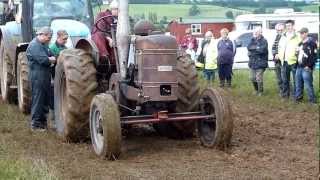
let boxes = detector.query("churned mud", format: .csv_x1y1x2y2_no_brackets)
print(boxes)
0,99,318,179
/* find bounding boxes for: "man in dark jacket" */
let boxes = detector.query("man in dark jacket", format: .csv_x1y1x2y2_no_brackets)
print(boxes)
247,27,268,96
295,27,317,104
27,27,56,131
217,28,235,87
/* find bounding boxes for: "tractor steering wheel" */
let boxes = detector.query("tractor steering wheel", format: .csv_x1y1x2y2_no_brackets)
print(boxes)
94,15,114,33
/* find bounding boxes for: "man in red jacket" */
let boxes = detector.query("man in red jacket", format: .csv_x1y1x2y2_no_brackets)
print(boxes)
91,0,118,64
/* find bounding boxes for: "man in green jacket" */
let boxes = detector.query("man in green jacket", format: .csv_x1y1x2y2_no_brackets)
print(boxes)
278,20,300,99
48,30,68,127
50,30,68,59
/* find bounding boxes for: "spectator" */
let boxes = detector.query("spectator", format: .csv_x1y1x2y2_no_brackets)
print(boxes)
278,20,300,99
295,27,317,104
196,31,213,69
247,27,268,96
217,28,236,87
272,23,285,96
185,42,196,62
203,35,218,85
180,28,198,51
26,27,56,131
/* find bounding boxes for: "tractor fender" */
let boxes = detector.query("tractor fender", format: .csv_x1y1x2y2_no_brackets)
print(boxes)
75,38,99,66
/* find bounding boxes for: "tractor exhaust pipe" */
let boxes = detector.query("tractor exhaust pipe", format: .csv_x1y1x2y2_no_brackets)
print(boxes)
116,0,130,79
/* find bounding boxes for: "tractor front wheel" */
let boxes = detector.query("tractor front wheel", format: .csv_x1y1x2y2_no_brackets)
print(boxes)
90,93,121,160
198,88,233,149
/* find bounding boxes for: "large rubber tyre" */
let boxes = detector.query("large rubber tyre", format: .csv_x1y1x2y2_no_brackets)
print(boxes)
0,40,15,103
154,55,200,139
198,88,233,149
90,93,121,160
17,52,31,114
54,49,97,142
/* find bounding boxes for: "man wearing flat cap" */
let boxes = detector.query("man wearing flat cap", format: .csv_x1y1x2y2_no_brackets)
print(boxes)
295,27,318,104
26,26,56,131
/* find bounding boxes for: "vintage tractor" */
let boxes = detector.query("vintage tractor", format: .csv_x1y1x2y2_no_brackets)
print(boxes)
54,1,233,160
0,0,98,113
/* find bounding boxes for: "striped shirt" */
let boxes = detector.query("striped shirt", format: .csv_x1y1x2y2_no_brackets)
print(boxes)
272,34,282,55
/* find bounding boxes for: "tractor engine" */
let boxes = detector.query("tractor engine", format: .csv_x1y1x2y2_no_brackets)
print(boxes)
123,34,179,114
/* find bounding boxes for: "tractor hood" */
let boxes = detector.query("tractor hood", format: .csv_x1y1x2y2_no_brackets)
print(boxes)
50,19,91,48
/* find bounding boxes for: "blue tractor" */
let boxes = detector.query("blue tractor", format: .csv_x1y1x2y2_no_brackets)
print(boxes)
0,0,97,113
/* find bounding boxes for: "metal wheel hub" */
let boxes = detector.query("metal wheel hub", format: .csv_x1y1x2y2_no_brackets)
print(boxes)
92,106,104,154
199,96,217,143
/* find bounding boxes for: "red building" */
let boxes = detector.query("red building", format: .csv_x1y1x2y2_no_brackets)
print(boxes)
167,18,234,44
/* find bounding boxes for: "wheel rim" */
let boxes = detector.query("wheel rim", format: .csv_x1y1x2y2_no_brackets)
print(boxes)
91,104,104,155
198,95,217,144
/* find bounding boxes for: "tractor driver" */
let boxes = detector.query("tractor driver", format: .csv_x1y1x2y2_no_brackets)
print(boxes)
91,0,118,65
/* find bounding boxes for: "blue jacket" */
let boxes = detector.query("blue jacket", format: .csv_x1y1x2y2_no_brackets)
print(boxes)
217,38,235,65
26,38,51,80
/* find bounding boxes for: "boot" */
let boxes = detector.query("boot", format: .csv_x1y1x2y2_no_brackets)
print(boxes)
219,79,225,87
257,82,263,96
226,79,232,88
252,82,258,93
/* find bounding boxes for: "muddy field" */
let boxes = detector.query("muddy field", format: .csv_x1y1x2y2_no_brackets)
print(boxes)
0,98,318,179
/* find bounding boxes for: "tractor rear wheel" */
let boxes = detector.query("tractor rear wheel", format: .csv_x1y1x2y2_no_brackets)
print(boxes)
154,55,200,139
17,52,31,114
90,93,121,160
198,88,233,149
54,49,97,142
0,40,15,103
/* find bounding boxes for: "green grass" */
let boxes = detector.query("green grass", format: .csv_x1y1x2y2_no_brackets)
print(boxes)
236,5,319,13
0,114,59,180
300,4,319,13
0,158,58,180
94,4,318,24
96,4,249,20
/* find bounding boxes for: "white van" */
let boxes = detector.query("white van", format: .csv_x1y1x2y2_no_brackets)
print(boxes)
234,9,319,32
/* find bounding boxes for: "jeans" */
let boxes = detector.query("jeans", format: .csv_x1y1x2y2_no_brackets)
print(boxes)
274,60,282,95
280,62,297,98
203,69,215,82
295,67,316,103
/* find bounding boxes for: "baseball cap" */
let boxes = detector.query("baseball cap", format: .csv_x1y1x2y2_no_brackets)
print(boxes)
298,27,308,34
